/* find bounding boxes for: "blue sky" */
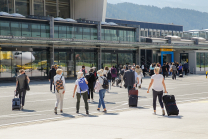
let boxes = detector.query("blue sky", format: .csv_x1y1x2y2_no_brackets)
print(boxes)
108,0,208,13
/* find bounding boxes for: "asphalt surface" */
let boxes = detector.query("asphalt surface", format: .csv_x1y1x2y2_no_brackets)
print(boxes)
0,75,208,128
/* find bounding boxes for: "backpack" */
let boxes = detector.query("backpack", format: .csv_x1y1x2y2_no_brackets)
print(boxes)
111,68,116,74
101,76,109,89
56,76,64,92
107,71,112,80
78,78,89,95
94,71,97,77
120,69,125,76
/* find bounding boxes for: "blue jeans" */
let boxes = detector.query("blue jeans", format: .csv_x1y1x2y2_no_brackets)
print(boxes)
98,89,106,109
108,80,111,90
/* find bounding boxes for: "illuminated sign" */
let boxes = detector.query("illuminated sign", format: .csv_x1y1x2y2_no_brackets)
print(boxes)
160,48,174,51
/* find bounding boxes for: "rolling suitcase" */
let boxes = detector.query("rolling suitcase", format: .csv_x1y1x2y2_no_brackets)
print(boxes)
128,88,138,107
12,91,21,110
163,94,179,116
179,74,183,77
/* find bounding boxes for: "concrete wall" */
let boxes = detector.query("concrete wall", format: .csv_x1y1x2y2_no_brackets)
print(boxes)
71,0,107,21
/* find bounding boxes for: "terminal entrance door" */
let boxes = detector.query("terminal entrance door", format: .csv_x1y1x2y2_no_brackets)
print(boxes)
180,53,188,64
161,51,174,65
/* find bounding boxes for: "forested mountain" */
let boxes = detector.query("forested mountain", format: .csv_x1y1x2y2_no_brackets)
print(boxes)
106,3,208,31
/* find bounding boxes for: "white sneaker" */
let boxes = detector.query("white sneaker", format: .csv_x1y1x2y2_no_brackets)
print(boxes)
88,99,90,103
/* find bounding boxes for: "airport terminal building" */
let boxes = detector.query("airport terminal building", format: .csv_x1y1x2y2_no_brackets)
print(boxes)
0,0,208,81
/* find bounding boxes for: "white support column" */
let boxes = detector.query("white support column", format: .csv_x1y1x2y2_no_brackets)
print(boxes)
30,0,34,15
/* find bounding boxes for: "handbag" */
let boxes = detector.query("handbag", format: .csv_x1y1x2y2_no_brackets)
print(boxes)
170,68,173,72
25,75,30,91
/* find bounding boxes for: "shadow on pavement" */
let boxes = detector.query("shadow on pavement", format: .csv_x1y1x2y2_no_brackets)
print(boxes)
158,115,183,119
130,106,148,109
60,113,75,118
21,109,36,112
107,92,118,94
104,113,119,115
90,101,116,105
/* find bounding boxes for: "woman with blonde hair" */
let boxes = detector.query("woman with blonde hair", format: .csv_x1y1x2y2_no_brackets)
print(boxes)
147,67,167,115
54,69,65,114
73,72,89,115
96,70,107,113
135,65,142,88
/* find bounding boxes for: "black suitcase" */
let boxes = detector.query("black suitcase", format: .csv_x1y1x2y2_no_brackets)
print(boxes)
12,92,21,110
179,74,183,77
129,95,138,107
163,95,179,116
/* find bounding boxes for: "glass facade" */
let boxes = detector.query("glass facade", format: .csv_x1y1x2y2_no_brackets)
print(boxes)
34,0,44,16
0,18,50,38
15,0,29,16
196,52,208,72
102,27,135,42
75,51,97,75
46,0,57,17
54,24,97,40
0,48,48,78
0,0,14,13
59,0,70,18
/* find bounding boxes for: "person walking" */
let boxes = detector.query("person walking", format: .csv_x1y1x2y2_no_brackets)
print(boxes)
141,63,145,77
119,65,126,88
166,62,169,77
15,69,30,110
54,69,65,114
73,72,89,115
87,68,96,102
183,62,189,75
169,63,172,76
149,63,155,76
80,65,87,76
147,67,167,115
123,65,136,94
111,66,117,86
135,65,142,88
171,63,177,80
162,63,167,79
49,65,56,92
106,67,112,92
178,64,183,75
96,70,107,113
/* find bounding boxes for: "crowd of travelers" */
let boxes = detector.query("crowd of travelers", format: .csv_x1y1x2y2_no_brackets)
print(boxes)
14,61,183,116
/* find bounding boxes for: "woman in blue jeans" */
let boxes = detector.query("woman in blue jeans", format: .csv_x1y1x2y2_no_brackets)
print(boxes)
96,70,107,113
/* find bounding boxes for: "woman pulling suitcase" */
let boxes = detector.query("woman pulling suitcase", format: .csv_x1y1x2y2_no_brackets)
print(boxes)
147,67,168,115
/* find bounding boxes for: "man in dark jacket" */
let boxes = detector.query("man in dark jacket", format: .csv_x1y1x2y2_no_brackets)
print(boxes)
87,68,96,102
183,62,189,75
49,65,56,92
123,65,136,94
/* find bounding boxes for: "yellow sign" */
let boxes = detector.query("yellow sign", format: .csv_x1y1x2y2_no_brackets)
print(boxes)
160,48,174,51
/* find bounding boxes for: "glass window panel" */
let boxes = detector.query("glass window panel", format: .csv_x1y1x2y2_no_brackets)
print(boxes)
196,53,200,71
205,53,208,71
22,23,31,37
66,25,74,39
0,0,14,13
15,0,29,16
66,52,74,77
111,29,117,41
75,52,82,75
91,28,97,40
200,53,205,71
54,25,59,38
59,52,67,77
41,51,47,76
46,1,57,17
32,24,41,37
74,26,82,39
11,22,21,36
101,29,105,40
31,51,41,77
41,24,50,38
0,51,12,78
83,26,91,40
59,26,66,38
104,53,111,68
34,0,44,16
0,21,10,36
59,3,70,18
105,29,111,41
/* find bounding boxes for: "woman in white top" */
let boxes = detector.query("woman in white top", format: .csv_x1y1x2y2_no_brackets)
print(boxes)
54,69,66,114
147,67,167,115
96,70,107,113
73,72,89,115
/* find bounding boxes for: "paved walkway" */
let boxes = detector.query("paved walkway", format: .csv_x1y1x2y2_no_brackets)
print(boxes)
1,100,208,139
